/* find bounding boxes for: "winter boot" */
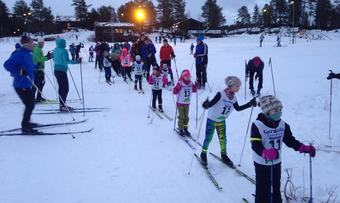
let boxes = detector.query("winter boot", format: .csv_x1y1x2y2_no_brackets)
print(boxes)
177,128,185,137
221,153,234,168
21,125,39,134
158,105,164,113
184,128,191,137
200,151,208,166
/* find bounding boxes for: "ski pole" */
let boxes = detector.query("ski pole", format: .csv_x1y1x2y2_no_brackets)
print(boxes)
309,147,313,203
173,58,180,80
196,89,198,129
26,75,76,138
188,109,206,175
190,58,195,73
206,80,212,93
328,70,333,141
98,68,102,83
270,161,274,203
49,60,59,100
245,60,247,100
269,57,277,96
68,68,83,103
147,92,153,118
238,105,254,166
44,74,76,121
172,93,178,130
79,61,85,117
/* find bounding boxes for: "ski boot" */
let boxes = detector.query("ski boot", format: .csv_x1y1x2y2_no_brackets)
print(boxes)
200,151,208,166
134,85,138,91
177,128,185,137
250,89,255,96
184,128,191,137
256,89,261,96
158,105,164,113
150,106,157,111
21,126,39,134
221,153,234,168
60,105,74,112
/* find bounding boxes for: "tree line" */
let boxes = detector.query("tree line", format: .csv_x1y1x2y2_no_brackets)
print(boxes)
0,0,339,38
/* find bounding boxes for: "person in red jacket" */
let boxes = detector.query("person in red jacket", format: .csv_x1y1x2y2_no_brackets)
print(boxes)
160,39,176,85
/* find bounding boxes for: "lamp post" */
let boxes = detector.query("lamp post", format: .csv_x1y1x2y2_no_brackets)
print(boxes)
290,1,295,44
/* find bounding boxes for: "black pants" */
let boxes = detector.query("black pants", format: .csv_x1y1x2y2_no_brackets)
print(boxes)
15,88,35,126
122,67,132,80
32,70,45,100
135,74,143,90
161,60,174,82
196,64,207,87
152,89,162,109
71,53,75,61
104,66,112,81
54,70,69,107
112,60,121,76
89,53,94,62
144,61,153,78
255,162,282,203
75,52,80,61
95,55,103,70
249,70,263,91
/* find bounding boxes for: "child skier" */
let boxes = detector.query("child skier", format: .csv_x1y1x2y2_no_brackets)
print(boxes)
190,43,194,55
103,51,113,84
133,55,144,92
200,76,257,167
148,65,168,112
161,63,171,88
120,48,133,82
173,70,197,136
251,95,316,203
89,45,94,62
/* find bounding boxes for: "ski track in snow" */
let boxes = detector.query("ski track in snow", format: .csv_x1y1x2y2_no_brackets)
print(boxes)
0,31,339,203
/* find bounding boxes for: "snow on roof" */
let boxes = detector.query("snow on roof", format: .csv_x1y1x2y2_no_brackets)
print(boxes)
95,22,135,27
56,16,77,22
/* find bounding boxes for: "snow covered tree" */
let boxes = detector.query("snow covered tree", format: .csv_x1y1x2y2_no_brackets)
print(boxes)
71,0,91,22
237,6,251,25
252,4,261,25
97,6,117,22
201,0,226,28
315,0,333,28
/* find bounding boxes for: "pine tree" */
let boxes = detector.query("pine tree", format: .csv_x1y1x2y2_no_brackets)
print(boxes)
201,0,226,28
262,4,273,26
270,0,288,25
237,6,251,25
71,0,91,22
30,0,54,33
315,0,333,28
173,0,186,22
0,0,10,37
252,4,261,25
87,8,99,24
97,6,117,22
13,0,32,33
157,0,174,28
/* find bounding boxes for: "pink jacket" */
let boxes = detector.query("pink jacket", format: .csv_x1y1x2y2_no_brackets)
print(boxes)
120,50,133,68
148,74,168,86
173,79,197,106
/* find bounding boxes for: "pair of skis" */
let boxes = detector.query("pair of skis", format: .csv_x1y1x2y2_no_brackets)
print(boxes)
33,107,108,115
0,119,93,136
149,106,173,121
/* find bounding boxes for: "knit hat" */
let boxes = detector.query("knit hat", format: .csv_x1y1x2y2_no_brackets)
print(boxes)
181,69,191,80
253,56,261,67
37,37,45,43
15,43,21,49
258,95,283,115
196,35,204,42
225,76,241,87
20,36,33,46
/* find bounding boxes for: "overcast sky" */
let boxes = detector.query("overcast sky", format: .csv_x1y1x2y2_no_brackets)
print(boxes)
5,0,267,24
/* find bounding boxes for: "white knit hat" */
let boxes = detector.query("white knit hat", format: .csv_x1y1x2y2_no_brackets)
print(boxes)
258,95,283,115
37,37,45,43
225,76,241,87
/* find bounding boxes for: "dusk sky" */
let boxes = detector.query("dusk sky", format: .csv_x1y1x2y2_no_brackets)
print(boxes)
5,0,268,24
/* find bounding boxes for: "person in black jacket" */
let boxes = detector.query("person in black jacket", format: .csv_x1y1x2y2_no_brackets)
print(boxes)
250,95,316,203
327,72,340,80
246,56,264,96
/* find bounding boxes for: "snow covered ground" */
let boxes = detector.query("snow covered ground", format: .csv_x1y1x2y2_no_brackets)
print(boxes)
0,30,339,203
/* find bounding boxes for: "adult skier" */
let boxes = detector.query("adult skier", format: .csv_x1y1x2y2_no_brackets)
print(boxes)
142,37,157,78
200,76,257,167
3,36,38,133
251,95,316,203
32,38,52,102
194,35,208,89
246,56,264,96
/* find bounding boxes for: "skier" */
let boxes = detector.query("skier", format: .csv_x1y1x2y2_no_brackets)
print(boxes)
103,51,112,84
327,72,340,80
194,35,208,89
3,36,38,133
148,65,168,112
200,76,257,167
52,38,79,111
32,37,52,102
75,42,83,61
69,43,76,60
141,37,157,78
173,36,177,46
260,33,265,47
276,34,282,47
88,45,94,62
246,56,264,96
161,63,171,88
190,43,194,55
160,39,176,85
111,43,122,76
120,48,133,82
94,42,102,69
133,55,144,92
173,70,197,137
251,95,316,203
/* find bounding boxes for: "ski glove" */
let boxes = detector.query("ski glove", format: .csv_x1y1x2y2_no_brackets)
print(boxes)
262,148,278,161
299,144,316,157
45,51,53,60
20,69,28,77
248,97,257,107
202,99,210,109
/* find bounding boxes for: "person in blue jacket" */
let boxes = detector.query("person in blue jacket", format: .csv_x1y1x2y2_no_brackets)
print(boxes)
194,35,208,89
53,38,79,112
141,37,157,78
3,36,38,133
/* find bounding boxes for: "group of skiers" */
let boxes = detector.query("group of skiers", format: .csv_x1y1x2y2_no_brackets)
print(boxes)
5,33,336,203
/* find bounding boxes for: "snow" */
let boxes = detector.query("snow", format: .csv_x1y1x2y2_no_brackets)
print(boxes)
0,30,340,203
